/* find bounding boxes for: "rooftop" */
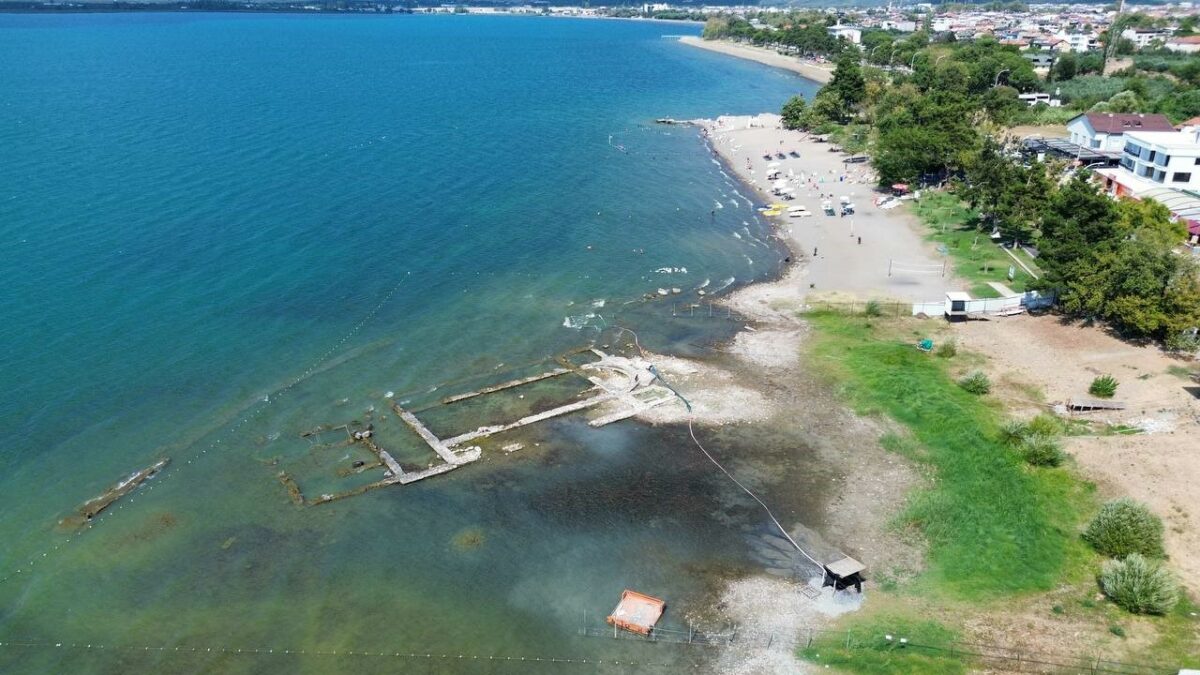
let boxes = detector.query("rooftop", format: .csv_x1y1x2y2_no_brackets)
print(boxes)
1124,130,1200,152
1077,113,1175,135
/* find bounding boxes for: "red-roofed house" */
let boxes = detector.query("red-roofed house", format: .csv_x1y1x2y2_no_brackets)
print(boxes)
1066,113,1177,152
1166,35,1200,54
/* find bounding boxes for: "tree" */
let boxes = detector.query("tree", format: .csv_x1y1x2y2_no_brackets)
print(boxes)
701,17,729,40
961,136,1014,217
1113,197,1184,246
827,49,867,108
780,95,808,130
979,85,1022,124
1052,52,1078,81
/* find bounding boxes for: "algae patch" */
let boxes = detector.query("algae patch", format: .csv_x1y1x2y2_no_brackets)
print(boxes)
452,527,486,551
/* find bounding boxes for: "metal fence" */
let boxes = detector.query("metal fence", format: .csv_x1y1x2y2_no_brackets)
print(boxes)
799,628,1171,674
581,618,1174,674
800,300,923,317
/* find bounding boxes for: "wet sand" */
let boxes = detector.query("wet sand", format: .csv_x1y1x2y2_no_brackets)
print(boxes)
679,37,834,85
619,112,945,671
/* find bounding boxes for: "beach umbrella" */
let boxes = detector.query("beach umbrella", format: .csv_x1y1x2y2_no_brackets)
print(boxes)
772,179,788,188
767,161,781,168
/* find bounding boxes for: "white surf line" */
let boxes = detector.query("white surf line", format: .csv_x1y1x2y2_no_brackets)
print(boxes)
0,273,413,588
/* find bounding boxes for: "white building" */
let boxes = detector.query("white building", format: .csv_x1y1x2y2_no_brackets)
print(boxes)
1019,92,1062,107
1117,130,1200,190
828,24,863,44
1066,112,1176,153
1054,32,1099,53
1120,28,1171,50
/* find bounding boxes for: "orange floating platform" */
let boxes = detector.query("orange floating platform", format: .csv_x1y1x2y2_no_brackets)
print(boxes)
606,590,666,636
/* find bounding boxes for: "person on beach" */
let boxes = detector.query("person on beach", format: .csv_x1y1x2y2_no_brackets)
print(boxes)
857,236,862,245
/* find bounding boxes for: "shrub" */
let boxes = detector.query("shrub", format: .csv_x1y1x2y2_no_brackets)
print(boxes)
863,299,883,317
1020,434,1066,467
999,420,1028,446
935,340,957,358
1109,624,1126,638
1089,375,1119,398
958,371,991,395
1099,554,1179,615
1083,498,1165,558
1026,413,1065,437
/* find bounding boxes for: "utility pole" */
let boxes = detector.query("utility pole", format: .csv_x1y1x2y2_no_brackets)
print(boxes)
1102,0,1126,76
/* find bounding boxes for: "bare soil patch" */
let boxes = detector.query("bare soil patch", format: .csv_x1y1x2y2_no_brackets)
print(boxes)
951,314,1200,592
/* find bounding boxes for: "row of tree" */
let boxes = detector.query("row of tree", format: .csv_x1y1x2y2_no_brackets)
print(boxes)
780,46,1200,348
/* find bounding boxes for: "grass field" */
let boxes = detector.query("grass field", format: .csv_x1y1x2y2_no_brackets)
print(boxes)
911,192,1041,299
807,312,1091,597
798,615,967,674
796,312,1199,673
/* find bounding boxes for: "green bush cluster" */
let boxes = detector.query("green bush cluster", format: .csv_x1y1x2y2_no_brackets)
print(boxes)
934,340,957,358
1000,415,1067,467
1019,434,1066,467
1089,375,1119,398
1083,498,1165,558
1098,554,1179,615
958,371,991,395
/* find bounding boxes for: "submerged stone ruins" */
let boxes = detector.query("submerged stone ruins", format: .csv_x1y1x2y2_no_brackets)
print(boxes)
277,348,679,506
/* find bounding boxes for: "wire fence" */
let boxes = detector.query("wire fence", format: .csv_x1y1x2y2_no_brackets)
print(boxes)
579,615,1176,674
799,628,1174,675
801,300,923,317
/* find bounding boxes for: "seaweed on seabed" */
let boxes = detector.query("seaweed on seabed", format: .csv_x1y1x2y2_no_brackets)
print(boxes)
56,457,170,531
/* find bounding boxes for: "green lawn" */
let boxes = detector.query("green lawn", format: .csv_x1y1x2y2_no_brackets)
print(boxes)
807,313,1092,598
797,313,1198,674
912,192,1041,299
799,615,968,675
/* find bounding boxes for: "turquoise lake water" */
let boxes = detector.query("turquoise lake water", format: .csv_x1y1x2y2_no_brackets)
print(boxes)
0,13,817,673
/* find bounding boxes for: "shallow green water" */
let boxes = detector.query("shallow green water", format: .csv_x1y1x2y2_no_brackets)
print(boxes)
0,12,822,672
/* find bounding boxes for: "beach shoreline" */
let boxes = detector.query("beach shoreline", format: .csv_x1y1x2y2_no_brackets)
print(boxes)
633,113,947,672
693,113,950,320
679,36,834,85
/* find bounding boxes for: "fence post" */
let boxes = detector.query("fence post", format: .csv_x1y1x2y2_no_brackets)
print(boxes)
845,629,851,649
807,628,813,648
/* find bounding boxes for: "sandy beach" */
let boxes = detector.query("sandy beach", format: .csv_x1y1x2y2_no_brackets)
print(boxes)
679,37,835,85
695,113,951,319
